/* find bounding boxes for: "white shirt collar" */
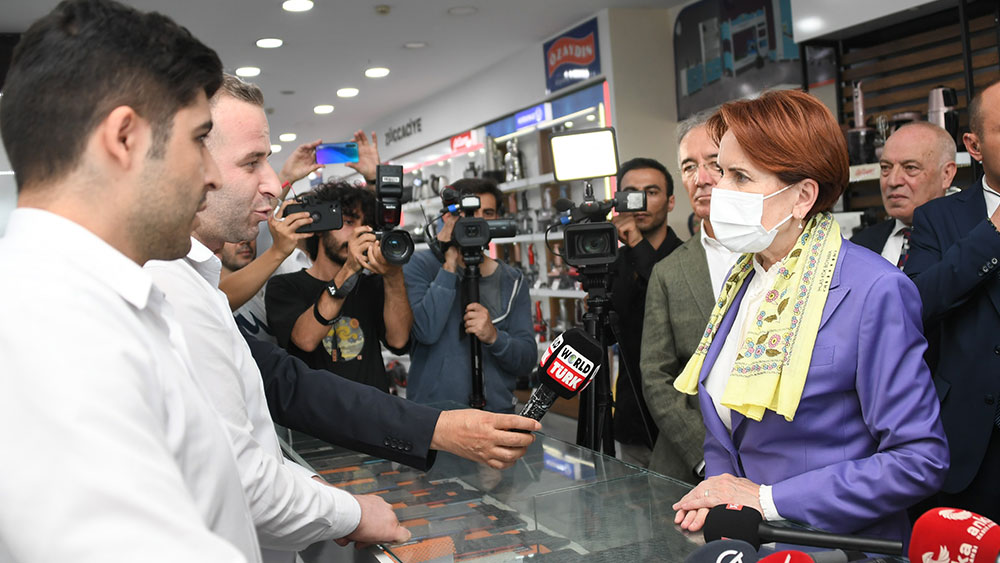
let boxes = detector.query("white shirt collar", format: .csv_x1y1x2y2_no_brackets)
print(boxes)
983,176,999,198
890,218,909,237
186,237,222,289
6,208,156,309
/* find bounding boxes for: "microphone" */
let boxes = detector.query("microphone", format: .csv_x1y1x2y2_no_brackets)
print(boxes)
757,549,872,562
703,505,903,556
908,507,1000,563
684,539,759,562
759,552,814,563
518,328,603,421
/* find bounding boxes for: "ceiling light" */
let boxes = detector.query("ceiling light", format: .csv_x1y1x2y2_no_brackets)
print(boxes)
256,38,283,49
479,148,485,154
447,6,478,16
279,133,297,142
307,172,317,180
313,104,334,114
586,114,596,121
365,67,390,78
404,41,428,49
564,121,574,129
337,87,359,98
797,17,824,33
282,0,313,12
467,152,476,158
438,161,445,167
235,66,261,77
271,144,282,153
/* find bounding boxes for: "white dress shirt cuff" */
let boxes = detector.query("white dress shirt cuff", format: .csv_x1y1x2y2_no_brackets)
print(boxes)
288,460,320,480
759,485,783,521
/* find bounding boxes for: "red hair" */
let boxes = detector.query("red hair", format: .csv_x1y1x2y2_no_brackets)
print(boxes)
707,89,848,217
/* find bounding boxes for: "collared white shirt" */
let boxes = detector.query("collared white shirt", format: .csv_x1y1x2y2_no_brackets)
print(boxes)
0,209,259,563
983,177,1000,218
700,220,742,298
146,238,360,563
880,219,910,267
703,256,785,522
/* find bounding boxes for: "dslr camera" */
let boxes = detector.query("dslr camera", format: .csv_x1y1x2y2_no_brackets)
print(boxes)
282,194,343,233
373,165,415,265
559,190,646,267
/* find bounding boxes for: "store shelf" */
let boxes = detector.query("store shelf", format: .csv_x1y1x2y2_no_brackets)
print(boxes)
498,172,557,194
530,288,586,299
849,151,971,183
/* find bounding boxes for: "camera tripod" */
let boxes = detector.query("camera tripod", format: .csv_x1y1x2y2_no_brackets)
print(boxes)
574,264,618,456
460,250,487,409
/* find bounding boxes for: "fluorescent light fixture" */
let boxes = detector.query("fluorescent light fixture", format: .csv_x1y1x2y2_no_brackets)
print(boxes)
235,66,261,77
282,0,313,12
313,104,334,114
279,133,297,142
549,127,619,182
797,17,824,34
365,67,390,78
256,38,283,49
271,144,282,153
337,87,359,98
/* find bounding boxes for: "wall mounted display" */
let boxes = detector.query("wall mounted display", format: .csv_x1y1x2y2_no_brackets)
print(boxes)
673,0,835,119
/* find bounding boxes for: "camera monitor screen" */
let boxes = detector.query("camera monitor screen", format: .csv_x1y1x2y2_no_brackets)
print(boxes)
549,127,619,182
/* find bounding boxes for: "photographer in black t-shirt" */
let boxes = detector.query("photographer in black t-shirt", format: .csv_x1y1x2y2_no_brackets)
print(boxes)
265,182,413,392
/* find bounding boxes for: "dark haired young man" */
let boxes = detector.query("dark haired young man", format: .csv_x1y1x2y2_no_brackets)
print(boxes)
403,178,537,413
0,0,259,561
608,157,682,468
265,183,412,391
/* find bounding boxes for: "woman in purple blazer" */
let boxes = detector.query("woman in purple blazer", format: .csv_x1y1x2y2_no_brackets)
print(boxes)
670,90,949,543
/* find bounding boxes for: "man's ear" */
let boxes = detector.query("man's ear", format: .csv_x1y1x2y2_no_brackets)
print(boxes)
94,106,148,172
667,194,676,213
963,132,982,162
941,161,958,190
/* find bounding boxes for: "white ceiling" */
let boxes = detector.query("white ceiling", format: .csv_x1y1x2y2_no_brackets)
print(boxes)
2,0,680,169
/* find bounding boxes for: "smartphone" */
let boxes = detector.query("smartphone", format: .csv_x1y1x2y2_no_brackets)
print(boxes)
315,142,359,165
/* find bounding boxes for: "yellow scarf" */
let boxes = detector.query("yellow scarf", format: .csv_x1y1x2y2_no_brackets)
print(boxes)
674,212,841,422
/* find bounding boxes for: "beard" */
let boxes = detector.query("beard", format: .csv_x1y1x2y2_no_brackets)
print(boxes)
321,233,348,266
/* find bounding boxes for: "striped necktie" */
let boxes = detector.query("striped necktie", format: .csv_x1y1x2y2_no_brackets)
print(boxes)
896,227,912,270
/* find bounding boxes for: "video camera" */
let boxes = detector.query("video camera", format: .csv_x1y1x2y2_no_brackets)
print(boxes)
555,190,645,267
432,186,516,265
373,165,415,265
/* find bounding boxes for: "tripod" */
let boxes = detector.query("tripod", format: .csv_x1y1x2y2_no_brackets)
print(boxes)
460,250,487,409
574,264,617,456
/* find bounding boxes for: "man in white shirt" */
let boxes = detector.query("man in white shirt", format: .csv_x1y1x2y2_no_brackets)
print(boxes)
851,122,957,268
640,112,740,483
0,1,259,561
145,75,411,562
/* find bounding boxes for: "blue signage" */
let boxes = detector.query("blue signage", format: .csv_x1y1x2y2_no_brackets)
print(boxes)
543,18,601,93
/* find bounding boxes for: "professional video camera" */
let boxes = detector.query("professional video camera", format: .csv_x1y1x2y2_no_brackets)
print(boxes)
373,164,415,265
282,193,343,233
427,186,517,265
555,189,646,268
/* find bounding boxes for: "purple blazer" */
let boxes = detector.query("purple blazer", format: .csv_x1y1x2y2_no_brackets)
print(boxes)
698,238,949,542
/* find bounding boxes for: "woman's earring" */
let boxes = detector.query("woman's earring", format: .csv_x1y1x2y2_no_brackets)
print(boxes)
798,219,804,229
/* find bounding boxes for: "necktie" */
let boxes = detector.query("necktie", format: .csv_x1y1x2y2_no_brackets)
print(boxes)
896,227,912,270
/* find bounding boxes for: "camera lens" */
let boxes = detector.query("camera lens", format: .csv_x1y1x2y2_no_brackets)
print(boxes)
379,229,414,265
575,232,611,256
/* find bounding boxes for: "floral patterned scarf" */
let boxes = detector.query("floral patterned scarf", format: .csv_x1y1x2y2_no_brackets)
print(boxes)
674,212,841,422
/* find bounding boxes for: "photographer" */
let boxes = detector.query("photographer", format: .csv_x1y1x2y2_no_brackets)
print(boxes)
266,182,412,392
608,157,682,468
403,178,537,413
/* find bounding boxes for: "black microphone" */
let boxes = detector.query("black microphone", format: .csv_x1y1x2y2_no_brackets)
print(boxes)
684,539,759,562
519,328,603,421
703,505,903,556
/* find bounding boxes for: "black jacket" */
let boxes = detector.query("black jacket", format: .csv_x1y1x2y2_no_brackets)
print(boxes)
850,218,895,255
609,227,683,447
242,330,440,470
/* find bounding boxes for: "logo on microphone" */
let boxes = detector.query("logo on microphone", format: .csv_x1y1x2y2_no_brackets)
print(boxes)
715,550,748,563
541,334,563,366
920,546,951,563
546,344,594,391
938,508,973,521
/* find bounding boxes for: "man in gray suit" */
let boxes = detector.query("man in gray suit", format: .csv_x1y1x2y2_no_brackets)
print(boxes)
641,113,740,482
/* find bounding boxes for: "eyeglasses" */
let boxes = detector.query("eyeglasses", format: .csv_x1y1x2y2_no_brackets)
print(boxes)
681,161,722,179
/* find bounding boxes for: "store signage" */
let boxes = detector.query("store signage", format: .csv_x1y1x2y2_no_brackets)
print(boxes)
543,18,600,93
515,104,548,129
450,130,477,152
384,117,423,147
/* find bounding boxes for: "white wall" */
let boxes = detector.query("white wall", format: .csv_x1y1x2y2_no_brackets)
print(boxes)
791,0,940,42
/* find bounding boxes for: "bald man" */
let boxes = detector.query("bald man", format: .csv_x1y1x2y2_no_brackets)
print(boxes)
851,122,957,268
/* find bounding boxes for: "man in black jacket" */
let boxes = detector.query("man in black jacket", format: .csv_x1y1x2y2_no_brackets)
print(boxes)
609,157,683,467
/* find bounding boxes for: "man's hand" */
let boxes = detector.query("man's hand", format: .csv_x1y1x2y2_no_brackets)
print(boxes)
443,246,462,273
671,473,762,532
430,410,541,469
345,130,380,184
437,213,458,243
279,139,324,187
611,213,642,247
268,199,313,256
364,236,403,279
464,303,498,344
345,226,375,276
334,494,410,548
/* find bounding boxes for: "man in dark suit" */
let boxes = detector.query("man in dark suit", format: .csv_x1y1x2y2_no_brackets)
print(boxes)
905,80,1000,521
852,122,956,269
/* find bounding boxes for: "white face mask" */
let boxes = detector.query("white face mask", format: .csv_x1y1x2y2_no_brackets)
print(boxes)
710,184,796,253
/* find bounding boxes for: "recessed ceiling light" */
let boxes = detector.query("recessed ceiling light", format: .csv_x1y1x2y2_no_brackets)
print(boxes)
404,41,428,49
337,87,359,98
447,6,478,16
256,38,283,49
271,144,282,153
479,148,485,155
438,161,445,167
313,104,334,114
235,66,261,77
282,0,313,12
797,17,824,33
585,114,596,121
564,121,574,129
467,152,476,158
365,67,390,78
279,133,297,142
